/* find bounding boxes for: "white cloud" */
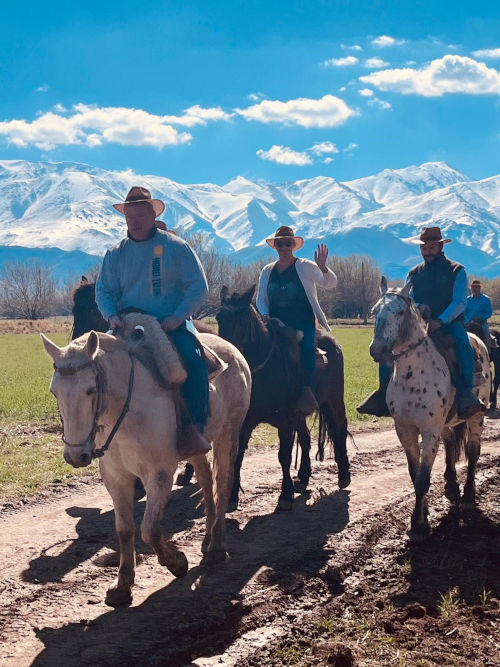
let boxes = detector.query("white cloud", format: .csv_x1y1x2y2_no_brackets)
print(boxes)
359,88,374,97
256,145,313,166
247,92,266,101
35,85,49,93
359,54,500,96
236,94,357,128
341,44,362,51
343,143,358,152
363,57,390,69
310,141,339,155
323,157,333,164
472,47,500,59
368,97,392,110
322,56,359,67
0,103,233,150
371,35,405,47
53,103,67,112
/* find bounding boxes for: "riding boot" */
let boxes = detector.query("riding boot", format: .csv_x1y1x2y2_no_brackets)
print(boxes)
357,375,391,417
457,388,487,420
178,424,211,460
296,385,319,415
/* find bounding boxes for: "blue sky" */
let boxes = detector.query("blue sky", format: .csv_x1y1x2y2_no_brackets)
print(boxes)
1,0,499,184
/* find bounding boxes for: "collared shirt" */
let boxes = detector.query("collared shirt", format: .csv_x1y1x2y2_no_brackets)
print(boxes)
464,293,493,323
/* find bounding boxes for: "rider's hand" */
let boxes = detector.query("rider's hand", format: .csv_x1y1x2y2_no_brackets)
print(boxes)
428,319,442,333
161,316,183,332
108,315,123,330
314,243,329,273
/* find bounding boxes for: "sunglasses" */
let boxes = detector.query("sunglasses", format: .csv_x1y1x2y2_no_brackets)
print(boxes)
275,240,293,248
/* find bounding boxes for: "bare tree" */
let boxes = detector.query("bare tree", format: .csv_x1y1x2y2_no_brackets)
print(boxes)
319,254,382,319
0,261,56,319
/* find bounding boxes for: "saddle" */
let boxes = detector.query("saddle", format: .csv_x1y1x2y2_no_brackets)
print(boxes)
267,318,329,370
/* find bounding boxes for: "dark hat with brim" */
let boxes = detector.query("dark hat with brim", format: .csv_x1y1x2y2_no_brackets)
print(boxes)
410,226,452,245
470,279,482,287
113,186,165,218
265,225,304,251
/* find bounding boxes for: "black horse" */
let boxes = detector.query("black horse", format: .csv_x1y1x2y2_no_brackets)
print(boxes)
71,281,108,340
216,285,350,511
466,320,500,409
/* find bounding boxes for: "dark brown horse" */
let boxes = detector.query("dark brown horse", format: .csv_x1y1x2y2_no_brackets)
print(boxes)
216,285,350,511
71,282,108,340
466,321,500,409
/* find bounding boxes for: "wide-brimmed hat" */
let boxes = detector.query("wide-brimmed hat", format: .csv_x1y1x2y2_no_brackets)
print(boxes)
265,226,304,251
410,226,452,245
470,279,482,287
113,186,165,218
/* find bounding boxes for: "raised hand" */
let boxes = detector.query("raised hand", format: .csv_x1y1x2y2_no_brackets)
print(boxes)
314,243,329,272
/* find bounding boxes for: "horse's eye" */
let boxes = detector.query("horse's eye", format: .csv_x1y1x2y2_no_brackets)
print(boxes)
86,387,96,396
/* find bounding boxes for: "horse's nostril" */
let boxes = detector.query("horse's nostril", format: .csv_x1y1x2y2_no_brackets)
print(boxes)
80,453,91,465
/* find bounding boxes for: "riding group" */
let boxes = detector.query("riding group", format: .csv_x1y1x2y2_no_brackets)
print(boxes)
41,187,494,606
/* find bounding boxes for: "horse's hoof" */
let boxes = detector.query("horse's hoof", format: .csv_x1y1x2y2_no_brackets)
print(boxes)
105,586,133,607
227,499,239,513
275,497,293,512
407,525,430,543
444,482,460,504
293,479,309,494
338,473,351,490
202,548,227,567
164,550,189,578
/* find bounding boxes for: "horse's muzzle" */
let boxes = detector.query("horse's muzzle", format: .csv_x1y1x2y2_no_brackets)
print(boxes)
369,340,392,363
63,447,93,468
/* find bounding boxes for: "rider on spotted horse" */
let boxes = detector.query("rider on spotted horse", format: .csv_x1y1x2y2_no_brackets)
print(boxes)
358,226,487,421
256,226,338,415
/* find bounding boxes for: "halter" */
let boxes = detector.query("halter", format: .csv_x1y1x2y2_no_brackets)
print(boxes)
55,353,136,459
379,292,428,361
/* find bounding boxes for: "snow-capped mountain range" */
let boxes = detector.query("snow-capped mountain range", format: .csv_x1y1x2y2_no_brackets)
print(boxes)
0,159,499,280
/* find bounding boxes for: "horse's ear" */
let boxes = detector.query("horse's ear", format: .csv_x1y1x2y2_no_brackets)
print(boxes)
40,333,62,361
243,284,256,302
380,276,388,295
220,285,229,303
400,281,412,298
84,331,99,359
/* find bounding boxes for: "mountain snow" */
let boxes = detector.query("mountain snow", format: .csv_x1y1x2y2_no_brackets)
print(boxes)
0,159,499,279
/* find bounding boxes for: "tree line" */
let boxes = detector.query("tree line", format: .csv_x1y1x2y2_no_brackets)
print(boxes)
1,234,499,321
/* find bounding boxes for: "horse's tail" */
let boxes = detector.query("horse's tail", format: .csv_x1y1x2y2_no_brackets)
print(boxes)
444,422,468,465
315,336,351,484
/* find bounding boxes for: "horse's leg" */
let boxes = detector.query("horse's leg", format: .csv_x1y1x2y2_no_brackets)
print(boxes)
190,454,216,556
140,469,188,578
462,414,484,507
175,462,195,486
100,467,136,607
227,417,255,512
204,422,240,566
276,419,295,512
411,429,440,540
294,416,311,493
491,361,499,409
441,426,461,504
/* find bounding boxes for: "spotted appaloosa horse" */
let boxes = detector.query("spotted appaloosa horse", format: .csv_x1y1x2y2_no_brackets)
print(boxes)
370,282,490,540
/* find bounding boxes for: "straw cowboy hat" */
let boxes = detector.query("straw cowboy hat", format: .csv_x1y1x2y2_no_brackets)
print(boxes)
410,226,452,245
113,186,165,218
265,226,305,251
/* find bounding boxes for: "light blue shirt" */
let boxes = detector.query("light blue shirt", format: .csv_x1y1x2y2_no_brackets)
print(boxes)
96,229,208,322
405,267,468,324
464,293,493,323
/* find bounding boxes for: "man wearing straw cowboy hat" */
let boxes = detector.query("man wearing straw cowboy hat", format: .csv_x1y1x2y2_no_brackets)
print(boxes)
465,279,493,352
358,226,486,420
96,186,211,458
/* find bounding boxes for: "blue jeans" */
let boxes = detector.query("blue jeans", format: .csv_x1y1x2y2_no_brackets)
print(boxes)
442,320,474,389
168,324,209,428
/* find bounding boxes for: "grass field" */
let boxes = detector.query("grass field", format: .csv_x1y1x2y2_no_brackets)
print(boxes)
0,326,379,502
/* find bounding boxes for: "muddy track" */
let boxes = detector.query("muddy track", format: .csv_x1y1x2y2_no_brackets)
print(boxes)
1,421,499,666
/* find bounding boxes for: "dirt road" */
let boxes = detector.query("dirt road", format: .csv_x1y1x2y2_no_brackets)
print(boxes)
1,421,499,666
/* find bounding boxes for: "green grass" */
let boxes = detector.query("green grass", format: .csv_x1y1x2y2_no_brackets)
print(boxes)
0,326,381,502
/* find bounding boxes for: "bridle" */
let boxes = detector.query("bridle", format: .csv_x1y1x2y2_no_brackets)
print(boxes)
55,352,136,460
377,292,427,361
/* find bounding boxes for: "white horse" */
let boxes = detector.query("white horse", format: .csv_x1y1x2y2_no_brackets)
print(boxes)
370,283,490,540
41,314,251,606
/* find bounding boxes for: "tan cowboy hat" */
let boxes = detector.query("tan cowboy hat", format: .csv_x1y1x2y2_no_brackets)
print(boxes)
265,225,304,251
410,226,452,245
113,186,165,218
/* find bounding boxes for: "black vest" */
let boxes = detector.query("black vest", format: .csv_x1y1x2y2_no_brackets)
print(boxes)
409,253,464,321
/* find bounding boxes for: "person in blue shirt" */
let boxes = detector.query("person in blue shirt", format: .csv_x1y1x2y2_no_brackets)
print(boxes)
358,226,486,420
465,279,493,352
96,186,210,459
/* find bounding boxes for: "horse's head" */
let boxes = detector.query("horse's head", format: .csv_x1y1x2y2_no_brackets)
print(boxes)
41,331,109,468
369,281,423,361
71,283,108,340
216,285,258,349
